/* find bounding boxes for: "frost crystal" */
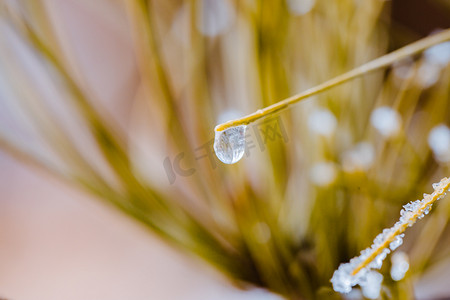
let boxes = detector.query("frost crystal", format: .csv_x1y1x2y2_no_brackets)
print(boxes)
287,0,316,16
331,177,450,295
360,271,383,300
389,234,404,251
390,251,409,281
214,125,247,164
428,125,450,163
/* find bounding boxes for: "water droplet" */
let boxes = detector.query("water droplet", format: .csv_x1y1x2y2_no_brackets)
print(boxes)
214,125,247,164
428,124,450,163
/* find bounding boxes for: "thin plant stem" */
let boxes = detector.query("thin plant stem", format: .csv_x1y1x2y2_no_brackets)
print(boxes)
215,28,450,132
350,181,449,276
331,177,450,294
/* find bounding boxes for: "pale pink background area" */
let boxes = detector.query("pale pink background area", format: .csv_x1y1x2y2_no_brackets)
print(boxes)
0,151,282,300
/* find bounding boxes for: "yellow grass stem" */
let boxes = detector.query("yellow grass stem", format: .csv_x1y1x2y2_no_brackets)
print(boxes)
215,29,450,132
352,177,450,276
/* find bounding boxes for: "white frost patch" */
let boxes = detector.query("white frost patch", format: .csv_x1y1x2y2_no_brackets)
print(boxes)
360,271,383,299
307,108,337,137
390,251,409,281
370,106,401,138
428,124,450,163
309,162,337,186
287,0,316,15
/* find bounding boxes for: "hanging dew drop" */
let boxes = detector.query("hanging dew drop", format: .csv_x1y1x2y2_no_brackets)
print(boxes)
213,125,247,164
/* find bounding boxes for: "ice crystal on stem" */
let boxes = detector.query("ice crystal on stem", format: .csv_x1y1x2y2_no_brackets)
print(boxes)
331,177,450,294
360,271,383,299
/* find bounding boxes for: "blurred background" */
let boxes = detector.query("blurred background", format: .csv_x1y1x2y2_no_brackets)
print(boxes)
0,0,450,299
